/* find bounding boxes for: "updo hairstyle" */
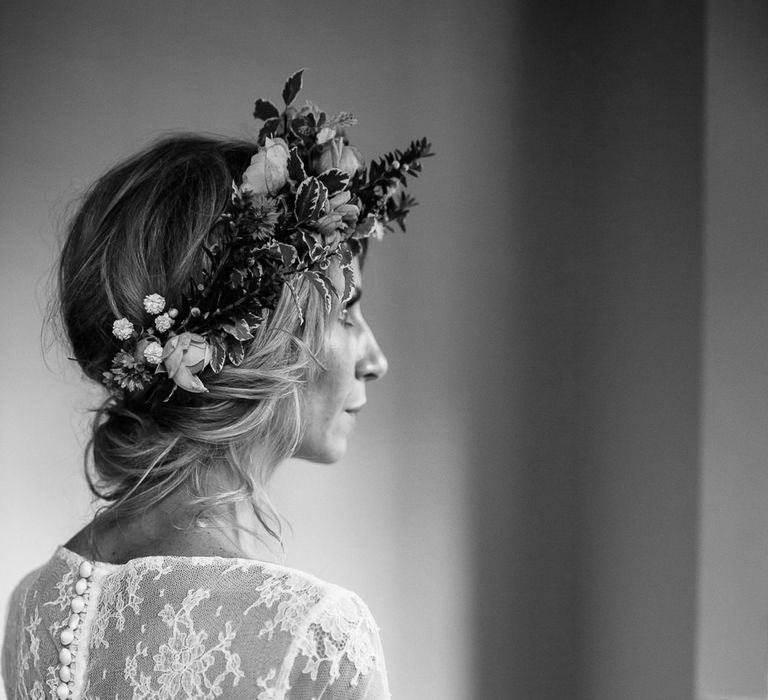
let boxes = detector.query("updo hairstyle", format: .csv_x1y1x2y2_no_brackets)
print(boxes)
58,135,332,542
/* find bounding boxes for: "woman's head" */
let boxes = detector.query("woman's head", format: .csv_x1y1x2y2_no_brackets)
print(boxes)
58,134,387,541
56,72,429,546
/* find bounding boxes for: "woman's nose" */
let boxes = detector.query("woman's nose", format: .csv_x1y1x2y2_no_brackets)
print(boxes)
356,327,388,381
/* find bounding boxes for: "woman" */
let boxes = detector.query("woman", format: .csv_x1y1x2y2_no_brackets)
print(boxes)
2,71,431,700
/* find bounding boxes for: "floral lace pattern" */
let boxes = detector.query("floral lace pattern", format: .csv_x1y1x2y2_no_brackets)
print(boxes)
89,558,173,650
123,588,244,699
246,572,323,640
2,548,390,700
7,579,45,700
298,591,381,686
256,667,291,700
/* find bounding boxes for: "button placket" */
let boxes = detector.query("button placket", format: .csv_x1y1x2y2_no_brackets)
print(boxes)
56,561,93,699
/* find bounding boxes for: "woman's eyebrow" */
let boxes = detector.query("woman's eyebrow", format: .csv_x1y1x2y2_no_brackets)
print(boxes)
344,286,362,307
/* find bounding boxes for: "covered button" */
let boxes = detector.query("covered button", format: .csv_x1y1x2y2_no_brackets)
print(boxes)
68,614,80,630
74,578,87,595
70,596,85,614
59,647,72,665
56,682,70,699
60,628,74,646
78,561,93,579
59,665,71,682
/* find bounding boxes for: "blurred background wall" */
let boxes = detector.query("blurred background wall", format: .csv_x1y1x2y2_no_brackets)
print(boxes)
699,0,768,698
480,2,703,697
1,2,767,699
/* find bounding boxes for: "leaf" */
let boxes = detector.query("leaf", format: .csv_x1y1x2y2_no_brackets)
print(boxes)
346,237,363,257
210,336,226,373
294,177,328,223
341,261,355,305
242,311,262,329
338,244,353,266
235,317,254,340
318,169,350,197
227,338,245,366
253,99,280,121
287,147,307,183
303,270,336,313
222,320,253,341
282,69,304,106
296,229,325,261
276,243,298,266
258,118,280,141
354,215,376,238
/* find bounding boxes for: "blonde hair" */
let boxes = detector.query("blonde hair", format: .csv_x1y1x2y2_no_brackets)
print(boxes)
58,135,333,551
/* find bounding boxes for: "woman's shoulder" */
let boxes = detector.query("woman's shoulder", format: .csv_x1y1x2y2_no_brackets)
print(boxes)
54,544,341,592
8,545,363,621
56,545,374,617
9,546,380,657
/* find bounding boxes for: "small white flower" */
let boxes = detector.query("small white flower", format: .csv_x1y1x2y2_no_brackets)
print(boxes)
154,313,174,333
112,318,134,340
143,293,166,315
143,341,163,365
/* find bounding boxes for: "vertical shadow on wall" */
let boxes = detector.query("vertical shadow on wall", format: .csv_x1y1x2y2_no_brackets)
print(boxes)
571,2,703,698
469,1,703,697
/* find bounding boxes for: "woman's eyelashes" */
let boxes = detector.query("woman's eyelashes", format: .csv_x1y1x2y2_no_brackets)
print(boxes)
339,286,362,329
339,305,356,328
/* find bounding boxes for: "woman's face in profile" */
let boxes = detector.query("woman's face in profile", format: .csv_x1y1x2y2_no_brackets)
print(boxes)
294,256,388,464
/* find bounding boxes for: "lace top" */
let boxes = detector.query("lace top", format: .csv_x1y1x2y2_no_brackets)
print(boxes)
2,547,390,699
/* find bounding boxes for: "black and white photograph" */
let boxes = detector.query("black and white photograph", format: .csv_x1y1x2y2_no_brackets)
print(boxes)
1,2,767,699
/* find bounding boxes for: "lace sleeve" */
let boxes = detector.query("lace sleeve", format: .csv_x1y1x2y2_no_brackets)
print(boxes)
278,588,391,700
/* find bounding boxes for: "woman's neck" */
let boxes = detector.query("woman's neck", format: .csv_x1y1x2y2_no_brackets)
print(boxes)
64,489,278,565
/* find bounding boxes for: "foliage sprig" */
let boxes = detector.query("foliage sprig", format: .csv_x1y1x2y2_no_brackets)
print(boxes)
103,71,433,397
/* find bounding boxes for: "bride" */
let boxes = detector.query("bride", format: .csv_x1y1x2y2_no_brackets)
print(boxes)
2,71,431,700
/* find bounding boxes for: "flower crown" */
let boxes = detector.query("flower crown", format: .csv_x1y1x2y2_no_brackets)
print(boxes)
103,70,432,397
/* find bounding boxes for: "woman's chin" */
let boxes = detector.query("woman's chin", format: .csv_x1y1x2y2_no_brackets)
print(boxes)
294,439,347,465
